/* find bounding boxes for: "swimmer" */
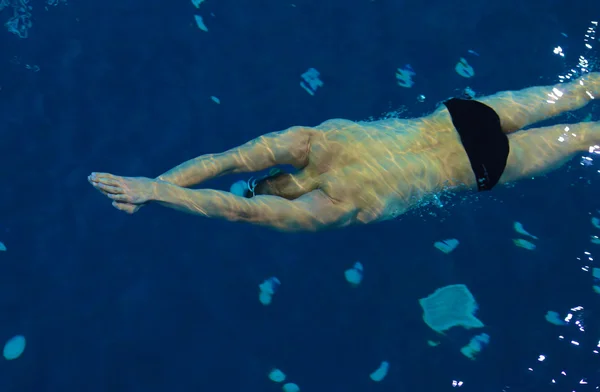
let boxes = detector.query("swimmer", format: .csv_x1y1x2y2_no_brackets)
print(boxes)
89,73,600,232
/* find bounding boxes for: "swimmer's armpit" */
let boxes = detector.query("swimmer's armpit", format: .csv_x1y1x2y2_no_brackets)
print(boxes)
152,182,358,232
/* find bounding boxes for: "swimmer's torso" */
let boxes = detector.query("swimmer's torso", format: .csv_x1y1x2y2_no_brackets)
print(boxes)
298,114,476,223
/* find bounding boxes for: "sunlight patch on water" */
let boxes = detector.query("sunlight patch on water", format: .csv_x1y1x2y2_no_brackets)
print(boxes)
258,276,281,306
344,261,363,286
268,368,286,383
3,335,25,360
460,333,490,360
369,360,389,382
525,304,599,388
419,284,484,334
434,238,459,254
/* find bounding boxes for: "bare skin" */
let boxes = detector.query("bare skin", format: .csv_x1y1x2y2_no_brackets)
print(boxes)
89,72,600,232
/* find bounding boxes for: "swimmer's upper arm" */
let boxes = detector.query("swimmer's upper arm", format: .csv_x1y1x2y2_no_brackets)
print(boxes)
249,190,358,232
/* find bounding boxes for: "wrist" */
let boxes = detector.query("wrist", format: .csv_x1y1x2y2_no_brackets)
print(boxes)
151,179,168,202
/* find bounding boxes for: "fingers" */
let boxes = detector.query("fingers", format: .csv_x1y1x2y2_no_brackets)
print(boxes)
88,173,121,187
89,172,117,181
107,193,131,202
88,172,125,197
89,180,110,196
93,181,123,194
112,201,140,214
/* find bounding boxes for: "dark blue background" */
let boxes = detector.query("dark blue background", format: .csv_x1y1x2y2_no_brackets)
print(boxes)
1,0,599,391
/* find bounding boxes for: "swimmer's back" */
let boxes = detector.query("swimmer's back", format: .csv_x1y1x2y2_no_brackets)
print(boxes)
303,117,461,223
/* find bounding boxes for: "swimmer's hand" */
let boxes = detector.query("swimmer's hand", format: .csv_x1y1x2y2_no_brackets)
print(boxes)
88,174,146,214
111,201,143,214
89,178,144,214
88,173,158,206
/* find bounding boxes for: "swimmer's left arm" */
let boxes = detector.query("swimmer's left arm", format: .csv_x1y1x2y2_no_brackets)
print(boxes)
152,181,358,232
155,127,313,188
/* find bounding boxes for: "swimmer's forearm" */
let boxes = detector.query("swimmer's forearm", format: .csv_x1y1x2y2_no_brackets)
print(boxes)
156,153,237,187
152,180,255,221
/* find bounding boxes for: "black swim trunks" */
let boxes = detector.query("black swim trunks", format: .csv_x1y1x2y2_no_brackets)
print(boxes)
443,98,509,191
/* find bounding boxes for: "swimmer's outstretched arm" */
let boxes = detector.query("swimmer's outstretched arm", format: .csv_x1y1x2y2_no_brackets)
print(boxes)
154,184,357,232
91,127,314,214
89,173,356,232
156,127,313,187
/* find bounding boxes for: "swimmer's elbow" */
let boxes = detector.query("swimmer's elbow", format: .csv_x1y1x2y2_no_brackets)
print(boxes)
273,216,352,233
242,193,357,232
281,207,357,233
248,208,342,233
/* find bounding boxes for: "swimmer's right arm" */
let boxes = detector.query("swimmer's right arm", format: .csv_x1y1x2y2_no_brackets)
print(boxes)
152,183,358,232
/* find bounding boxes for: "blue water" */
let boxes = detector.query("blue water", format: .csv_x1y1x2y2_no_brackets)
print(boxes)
1,0,599,391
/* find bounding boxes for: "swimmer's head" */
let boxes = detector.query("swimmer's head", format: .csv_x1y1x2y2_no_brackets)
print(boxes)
230,180,250,197
230,169,287,198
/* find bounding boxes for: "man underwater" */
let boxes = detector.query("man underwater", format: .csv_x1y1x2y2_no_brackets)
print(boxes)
89,72,600,232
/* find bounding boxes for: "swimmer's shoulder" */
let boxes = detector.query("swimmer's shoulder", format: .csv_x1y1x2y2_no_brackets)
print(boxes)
316,165,410,224
316,118,358,130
